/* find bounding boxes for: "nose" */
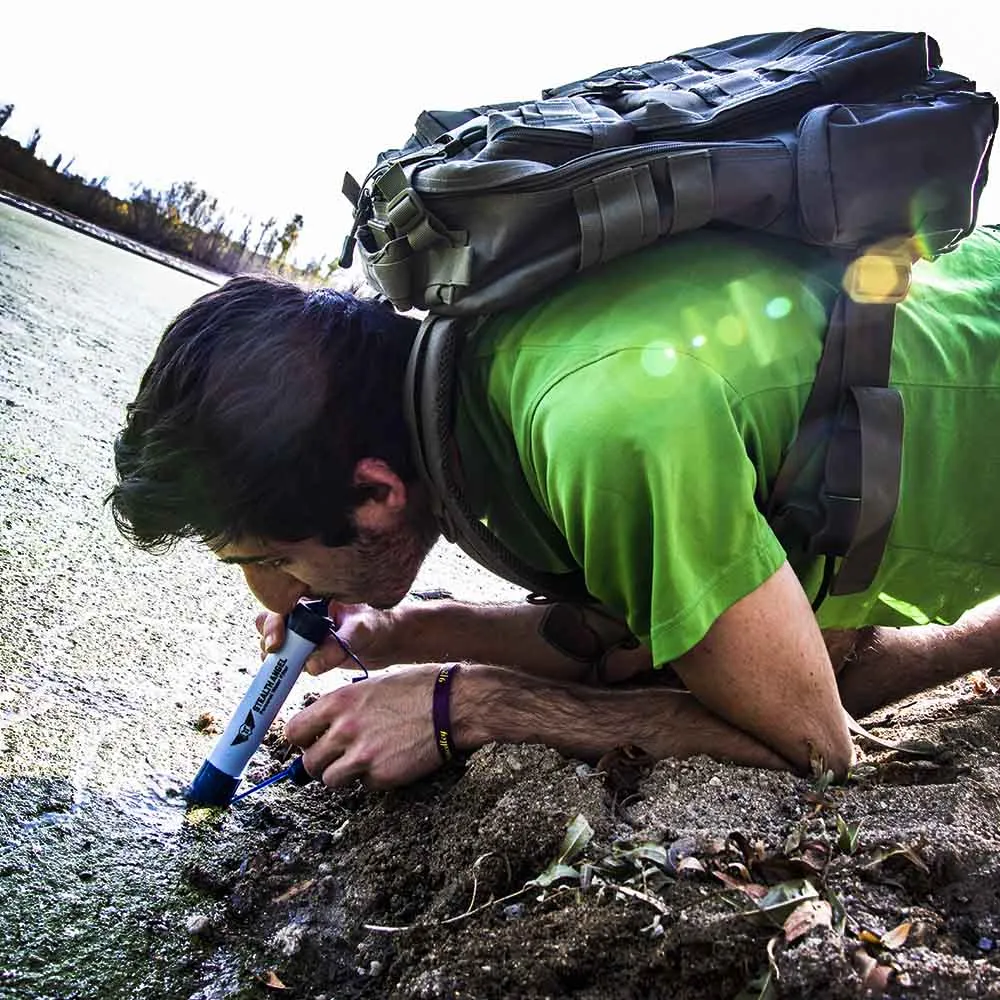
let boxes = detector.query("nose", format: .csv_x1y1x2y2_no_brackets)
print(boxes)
241,564,310,614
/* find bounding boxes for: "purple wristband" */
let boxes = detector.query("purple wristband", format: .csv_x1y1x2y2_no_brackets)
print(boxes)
432,663,462,764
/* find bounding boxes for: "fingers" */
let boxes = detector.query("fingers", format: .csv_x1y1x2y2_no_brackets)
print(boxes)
283,665,446,790
300,713,358,775
255,606,357,675
284,692,337,748
303,637,354,677
256,611,286,657
291,695,370,787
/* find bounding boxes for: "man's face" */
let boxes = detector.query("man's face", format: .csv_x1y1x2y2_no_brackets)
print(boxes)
218,517,437,614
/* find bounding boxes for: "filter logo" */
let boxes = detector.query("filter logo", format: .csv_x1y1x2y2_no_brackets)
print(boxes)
253,657,289,714
231,711,256,746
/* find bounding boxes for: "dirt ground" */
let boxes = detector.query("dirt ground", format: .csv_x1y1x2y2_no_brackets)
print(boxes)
4,199,1000,1000
180,676,1000,1000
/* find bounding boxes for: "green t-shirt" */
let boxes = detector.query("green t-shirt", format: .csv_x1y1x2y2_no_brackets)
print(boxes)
454,228,1000,666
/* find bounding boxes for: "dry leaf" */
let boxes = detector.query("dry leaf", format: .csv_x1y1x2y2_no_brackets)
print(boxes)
261,970,289,990
861,842,930,875
970,671,998,695
851,948,893,995
798,846,830,873
881,921,912,949
783,899,833,943
713,870,768,898
677,856,705,874
863,963,893,994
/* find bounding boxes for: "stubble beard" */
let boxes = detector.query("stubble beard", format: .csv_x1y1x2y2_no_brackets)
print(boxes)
353,487,441,610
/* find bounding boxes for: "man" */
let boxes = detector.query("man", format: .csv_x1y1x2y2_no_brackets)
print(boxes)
110,226,1000,790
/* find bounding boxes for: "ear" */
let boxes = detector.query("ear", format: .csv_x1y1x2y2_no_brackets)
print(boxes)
351,457,408,531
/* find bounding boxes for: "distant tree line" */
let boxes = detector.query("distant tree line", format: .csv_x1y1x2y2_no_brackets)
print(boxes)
0,104,334,281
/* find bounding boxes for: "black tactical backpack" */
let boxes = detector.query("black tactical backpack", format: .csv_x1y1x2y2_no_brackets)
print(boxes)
340,28,997,607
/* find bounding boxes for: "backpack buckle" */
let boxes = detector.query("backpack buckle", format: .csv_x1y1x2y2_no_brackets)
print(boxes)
386,189,427,236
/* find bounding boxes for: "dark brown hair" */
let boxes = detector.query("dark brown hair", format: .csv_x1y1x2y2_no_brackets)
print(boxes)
109,274,420,551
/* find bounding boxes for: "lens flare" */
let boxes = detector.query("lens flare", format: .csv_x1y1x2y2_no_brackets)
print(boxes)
765,296,793,319
641,340,679,376
716,315,746,346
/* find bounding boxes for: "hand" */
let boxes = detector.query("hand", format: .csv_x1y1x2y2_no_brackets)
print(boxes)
283,664,445,788
255,602,403,675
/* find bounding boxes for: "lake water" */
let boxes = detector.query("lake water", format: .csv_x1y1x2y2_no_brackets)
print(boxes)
0,201,359,1000
0,200,516,999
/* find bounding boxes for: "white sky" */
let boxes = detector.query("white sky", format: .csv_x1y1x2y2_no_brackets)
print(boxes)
2,1,998,265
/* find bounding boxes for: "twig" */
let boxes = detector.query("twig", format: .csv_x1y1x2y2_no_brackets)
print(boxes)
364,885,532,934
602,879,670,914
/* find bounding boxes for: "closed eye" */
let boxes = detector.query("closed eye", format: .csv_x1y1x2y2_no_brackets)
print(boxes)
256,558,290,571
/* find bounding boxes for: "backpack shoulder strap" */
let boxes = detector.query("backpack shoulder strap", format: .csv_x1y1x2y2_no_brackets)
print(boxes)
404,314,595,603
767,246,909,607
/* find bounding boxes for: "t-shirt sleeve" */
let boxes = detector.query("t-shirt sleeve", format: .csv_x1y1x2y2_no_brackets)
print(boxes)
523,349,787,665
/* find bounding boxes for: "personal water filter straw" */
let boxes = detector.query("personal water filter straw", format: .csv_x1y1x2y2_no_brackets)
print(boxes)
185,598,332,807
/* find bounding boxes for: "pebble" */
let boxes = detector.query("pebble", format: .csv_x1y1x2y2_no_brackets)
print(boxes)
185,914,211,937
978,937,994,951
272,922,305,956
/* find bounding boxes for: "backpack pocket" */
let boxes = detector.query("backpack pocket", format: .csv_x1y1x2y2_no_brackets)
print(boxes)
796,92,997,253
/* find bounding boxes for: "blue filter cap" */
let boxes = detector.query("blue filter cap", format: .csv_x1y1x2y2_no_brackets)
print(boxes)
186,758,241,807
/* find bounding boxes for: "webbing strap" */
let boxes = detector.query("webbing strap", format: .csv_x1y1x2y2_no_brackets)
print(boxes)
681,46,752,71
822,291,903,595
524,96,604,127
767,286,903,601
710,70,763,98
522,98,632,149
640,59,688,84
574,166,660,269
828,385,903,595
667,150,714,233
405,316,594,603
761,53,827,74
425,245,475,306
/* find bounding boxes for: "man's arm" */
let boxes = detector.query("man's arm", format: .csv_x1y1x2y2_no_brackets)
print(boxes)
670,561,854,778
284,561,852,786
264,598,653,684
284,660,793,789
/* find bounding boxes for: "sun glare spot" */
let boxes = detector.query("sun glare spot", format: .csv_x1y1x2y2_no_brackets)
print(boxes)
641,341,678,376
691,335,707,348
765,296,793,319
716,315,746,346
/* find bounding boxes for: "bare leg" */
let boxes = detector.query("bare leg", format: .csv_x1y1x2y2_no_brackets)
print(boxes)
826,597,1000,719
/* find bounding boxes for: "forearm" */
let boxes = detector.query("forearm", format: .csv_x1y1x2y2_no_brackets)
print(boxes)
834,596,1000,718
396,599,650,683
450,664,793,771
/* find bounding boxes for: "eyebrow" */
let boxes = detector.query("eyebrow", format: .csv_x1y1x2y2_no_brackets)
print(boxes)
218,553,280,566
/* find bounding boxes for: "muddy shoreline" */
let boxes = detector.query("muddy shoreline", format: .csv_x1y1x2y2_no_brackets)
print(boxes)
0,189,226,286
